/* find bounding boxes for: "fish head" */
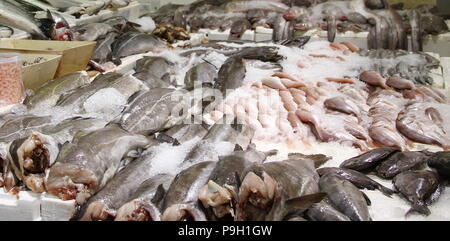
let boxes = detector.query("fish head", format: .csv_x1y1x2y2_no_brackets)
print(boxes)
44,11,73,40
115,200,161,221
79,201,116,221
161,203,206,221
198,181,237,219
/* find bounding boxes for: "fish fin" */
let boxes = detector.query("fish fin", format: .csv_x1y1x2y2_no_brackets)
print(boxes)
288,153,331,168
155,133,180,146
406,201,430,217
151,184,166,205
378,185,396,198
285,193,327,211
234,144,244,152
426,183,443,206
362,192,371,206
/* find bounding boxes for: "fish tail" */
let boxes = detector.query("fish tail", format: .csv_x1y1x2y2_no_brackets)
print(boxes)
406,202,430,217
377,185,396,197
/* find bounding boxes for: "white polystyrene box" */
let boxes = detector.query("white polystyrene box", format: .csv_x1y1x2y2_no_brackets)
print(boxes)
41,194,76,221
0,190,41,221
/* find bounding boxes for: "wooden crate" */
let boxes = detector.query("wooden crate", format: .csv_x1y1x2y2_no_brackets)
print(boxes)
0,40,95,78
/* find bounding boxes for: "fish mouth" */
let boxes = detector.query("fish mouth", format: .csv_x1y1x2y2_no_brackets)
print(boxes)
198,180,237,219
79,201,116,221
115,200,161,221
236,171,277,221
45,163,97,204
161,203,206,221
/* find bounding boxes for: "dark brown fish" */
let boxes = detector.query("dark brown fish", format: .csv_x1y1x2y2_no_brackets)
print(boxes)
376,151,430,179
340,148,399,172
393,170,441,216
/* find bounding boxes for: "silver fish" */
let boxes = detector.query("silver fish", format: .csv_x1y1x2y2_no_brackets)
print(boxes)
0,0,47,39
119,88,191,135
111,32,167,65
24,72,91,110
78,141,172,221
0,115,53,143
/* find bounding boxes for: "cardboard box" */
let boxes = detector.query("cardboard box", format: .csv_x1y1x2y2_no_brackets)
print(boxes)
0,40,95,78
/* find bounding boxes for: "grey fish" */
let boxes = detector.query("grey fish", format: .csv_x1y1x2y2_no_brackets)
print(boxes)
119,88,191,135
0,0,47,39
184,62,217,91
393,170,441,216
305,200,351,221
319,173,371,221
41,117,108,144
72,23,116,41
225,0,290,13
24,72,91,110
163,124,209,144
0,115,53,143
427,151,450,179
198,145,273,220
161,161,216,221
78,141,172,221
236,153,329,221
7,132,59,193
56,72,123,107
376,151,430,179
133,56,174,88
91,32,118,64
215,47,281,94
111,32,167,65
318,167,395,196
340,148,399,172
115,174,173,221
182,119,255,165
45,124,151,204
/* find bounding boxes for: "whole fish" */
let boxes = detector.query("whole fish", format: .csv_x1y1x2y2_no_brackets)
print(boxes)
91,32,118,64
45,125,151,204
24,72,91,110
317,167,395,196
119,88,191,135
0,115,53,143
236,153,329,221
376,151,430,179
340,147,399,172
393,170,441,216
78,141,172,221
427,151,450,179
110,32,167,65
319,173,371,221
7,132,59,193
56,72,123,107
0,0,47,39
115,174,173,221
198,146,272,220
161,161,216,221
305,200,351,221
